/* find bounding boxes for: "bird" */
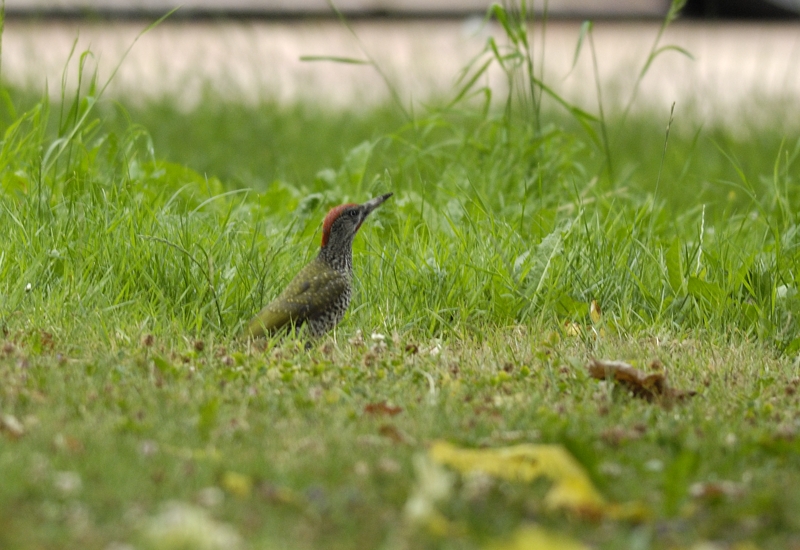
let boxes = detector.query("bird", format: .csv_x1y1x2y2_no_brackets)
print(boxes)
244,192,393,339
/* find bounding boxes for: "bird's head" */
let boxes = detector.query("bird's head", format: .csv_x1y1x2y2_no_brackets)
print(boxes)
320,193,393,249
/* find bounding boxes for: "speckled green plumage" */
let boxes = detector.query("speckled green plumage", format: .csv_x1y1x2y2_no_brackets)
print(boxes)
243,193,392,340
244,258,349,338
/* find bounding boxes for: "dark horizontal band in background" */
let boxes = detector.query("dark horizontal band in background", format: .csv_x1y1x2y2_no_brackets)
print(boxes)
3,0,797,19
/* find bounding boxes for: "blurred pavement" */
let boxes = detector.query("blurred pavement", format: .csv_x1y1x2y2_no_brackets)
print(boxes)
2,19,799,123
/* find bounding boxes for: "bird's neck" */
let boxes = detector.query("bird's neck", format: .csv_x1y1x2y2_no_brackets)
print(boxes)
317,242,353,274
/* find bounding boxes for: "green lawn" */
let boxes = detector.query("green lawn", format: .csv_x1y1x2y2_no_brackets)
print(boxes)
1,5,800,549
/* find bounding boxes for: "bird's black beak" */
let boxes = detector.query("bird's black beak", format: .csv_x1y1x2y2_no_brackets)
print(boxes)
356,192,392,231
362,192,393,215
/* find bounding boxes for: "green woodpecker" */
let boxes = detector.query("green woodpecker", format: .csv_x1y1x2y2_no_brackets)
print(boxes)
244,193,392,338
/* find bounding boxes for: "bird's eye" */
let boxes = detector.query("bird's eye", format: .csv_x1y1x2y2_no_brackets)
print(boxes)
349,210,358,217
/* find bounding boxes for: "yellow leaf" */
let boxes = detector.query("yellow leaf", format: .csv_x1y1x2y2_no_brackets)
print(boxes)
485,525,589,550
688,544,760,550
221,471,252,499
563,322,582,337
590,300,602,324
425,511,457,537
430,441,604,513
429,441,646,521
161,444,221,462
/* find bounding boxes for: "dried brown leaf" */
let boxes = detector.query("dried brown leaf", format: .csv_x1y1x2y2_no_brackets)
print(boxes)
364,401,403,416
587,358,696,404
378,424,415,445
40,331,55,351
689,480,744,501
53,433,84,453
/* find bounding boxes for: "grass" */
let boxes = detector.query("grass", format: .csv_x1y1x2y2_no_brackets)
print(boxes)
2,4,800,549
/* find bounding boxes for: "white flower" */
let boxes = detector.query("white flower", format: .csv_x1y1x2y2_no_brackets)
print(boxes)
54,471,82,495
403,453,454,524
142,501,241,550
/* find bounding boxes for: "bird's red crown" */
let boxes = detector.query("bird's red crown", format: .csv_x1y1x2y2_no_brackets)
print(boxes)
321,203,358,248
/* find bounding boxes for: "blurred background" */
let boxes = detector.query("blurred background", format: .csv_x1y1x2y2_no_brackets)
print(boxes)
1,0,798,133
3,0,800,18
